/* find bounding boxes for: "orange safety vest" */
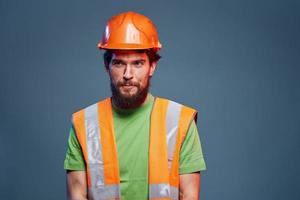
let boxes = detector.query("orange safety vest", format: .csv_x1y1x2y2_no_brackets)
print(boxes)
72,97,197,200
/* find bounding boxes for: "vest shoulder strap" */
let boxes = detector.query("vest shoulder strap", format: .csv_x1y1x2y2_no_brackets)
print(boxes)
149,97,197,199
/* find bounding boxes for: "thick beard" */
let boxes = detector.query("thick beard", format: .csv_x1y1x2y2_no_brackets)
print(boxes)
110,79,150,109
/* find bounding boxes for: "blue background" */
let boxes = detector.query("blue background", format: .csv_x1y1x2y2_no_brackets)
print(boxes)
1,0,299,199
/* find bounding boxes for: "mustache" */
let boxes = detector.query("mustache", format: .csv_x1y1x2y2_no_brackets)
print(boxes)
116,81,139,87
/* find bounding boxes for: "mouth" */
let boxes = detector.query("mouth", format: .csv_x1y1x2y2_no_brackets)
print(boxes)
122,85,134,88
120,84,137,90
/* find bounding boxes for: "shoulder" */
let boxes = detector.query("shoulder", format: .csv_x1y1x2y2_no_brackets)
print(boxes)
155,96,198,113
154,96,198,124
72,97,111,119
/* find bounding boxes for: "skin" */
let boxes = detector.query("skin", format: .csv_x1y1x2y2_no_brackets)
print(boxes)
108,50,156,108
180,172,201,200
66,171,87,200
66,50,201,200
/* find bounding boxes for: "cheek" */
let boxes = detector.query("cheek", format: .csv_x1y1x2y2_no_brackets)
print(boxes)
138,74,150,87
139,69,151,82
109,69,122,82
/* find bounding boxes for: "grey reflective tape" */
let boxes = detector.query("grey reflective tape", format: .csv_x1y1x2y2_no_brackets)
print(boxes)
84,103,120,200
88,185,120,200
149,183,171,199
170,186,179,200
166,101,182,164
84,104,104,189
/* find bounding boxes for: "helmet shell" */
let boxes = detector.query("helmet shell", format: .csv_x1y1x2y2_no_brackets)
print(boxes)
98,11,162,51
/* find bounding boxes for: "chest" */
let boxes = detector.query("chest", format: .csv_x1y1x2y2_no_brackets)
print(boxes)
113,113,150,181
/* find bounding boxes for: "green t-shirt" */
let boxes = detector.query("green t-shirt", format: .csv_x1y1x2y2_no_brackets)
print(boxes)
64,94,206,200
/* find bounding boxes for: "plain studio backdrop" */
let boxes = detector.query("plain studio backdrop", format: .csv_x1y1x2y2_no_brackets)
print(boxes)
0,0,299,199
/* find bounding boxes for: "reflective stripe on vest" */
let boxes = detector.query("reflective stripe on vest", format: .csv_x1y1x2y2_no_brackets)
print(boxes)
72,97,196,200
149,98,196,200
148,100,182,200
72,99,120,200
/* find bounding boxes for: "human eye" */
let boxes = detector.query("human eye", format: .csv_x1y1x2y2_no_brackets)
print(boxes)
133,60,145,68
112,60,125,68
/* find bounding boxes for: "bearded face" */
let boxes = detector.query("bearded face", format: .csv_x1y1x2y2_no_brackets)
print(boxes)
110,77,150,109
107,50,157,109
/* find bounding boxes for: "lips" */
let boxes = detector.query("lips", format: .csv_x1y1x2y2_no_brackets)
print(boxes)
121,85,136,90
117,82,139,92
118,82,138,87
122,84,135,86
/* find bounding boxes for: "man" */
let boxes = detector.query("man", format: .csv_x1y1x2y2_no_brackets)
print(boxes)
64,11,206,200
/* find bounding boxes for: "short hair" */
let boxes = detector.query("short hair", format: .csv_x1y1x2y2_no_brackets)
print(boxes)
103,49,161,70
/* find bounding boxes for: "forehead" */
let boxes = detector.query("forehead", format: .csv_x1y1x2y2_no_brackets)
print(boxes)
111,50,148,61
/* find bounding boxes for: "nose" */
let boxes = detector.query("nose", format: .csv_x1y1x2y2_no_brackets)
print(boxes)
123,65,133,80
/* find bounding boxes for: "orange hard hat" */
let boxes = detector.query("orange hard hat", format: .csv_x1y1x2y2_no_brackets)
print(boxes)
98,11,162,51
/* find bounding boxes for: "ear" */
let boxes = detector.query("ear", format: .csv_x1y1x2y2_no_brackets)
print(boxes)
149,61,157,77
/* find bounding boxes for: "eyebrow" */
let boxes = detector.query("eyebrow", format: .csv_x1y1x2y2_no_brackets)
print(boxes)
131,59,146,64
111,59,125,63
111,58,146,64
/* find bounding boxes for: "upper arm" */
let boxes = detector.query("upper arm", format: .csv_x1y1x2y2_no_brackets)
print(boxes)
178,119,205,199
66,170,88,200
65,125,88,199
64,126,86,171
180,120,206,174
179,172,200,200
